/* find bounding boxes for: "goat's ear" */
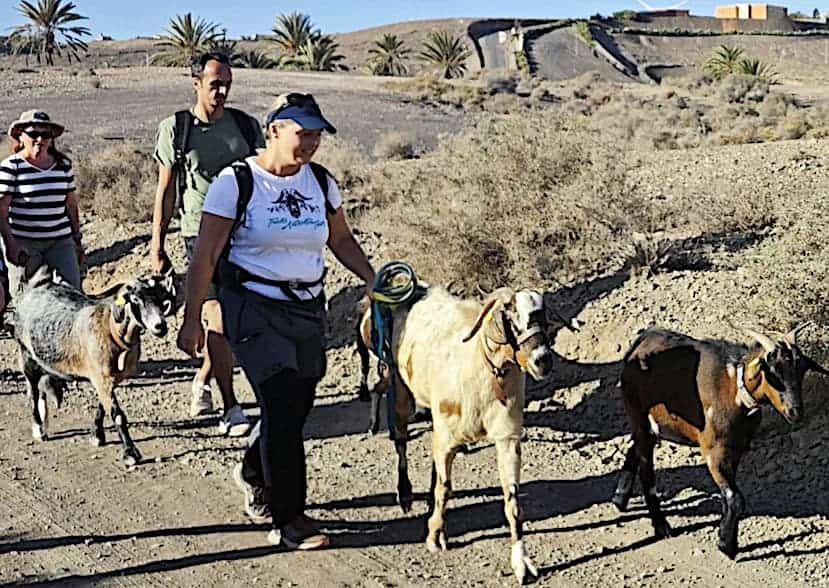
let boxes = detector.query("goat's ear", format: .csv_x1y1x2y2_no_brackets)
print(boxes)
462,298,500,343
784,321,815,346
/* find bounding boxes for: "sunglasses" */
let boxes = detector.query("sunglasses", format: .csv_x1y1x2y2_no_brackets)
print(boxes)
22,129,54,140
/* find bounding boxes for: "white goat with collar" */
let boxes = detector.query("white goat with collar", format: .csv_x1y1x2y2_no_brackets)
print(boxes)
379,286,554,585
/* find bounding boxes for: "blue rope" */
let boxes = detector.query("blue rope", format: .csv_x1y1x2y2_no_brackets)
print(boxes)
370,262,419,440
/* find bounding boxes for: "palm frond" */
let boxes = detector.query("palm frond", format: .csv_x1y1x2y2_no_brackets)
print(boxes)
11,0,89,65
367,33,411,76
418,31,471,79
151,12,220,67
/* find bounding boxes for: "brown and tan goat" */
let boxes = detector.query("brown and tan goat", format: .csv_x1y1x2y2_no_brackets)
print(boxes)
613,326,829,559
14,267,176,466
367,286,554,585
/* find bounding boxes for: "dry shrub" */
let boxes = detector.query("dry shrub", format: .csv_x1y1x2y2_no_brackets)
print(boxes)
74,143,155,223
385,74,486,109
315,136,369,191
483,93,525,115
718,74,770,104
372,130,416,161
482,69,520,95
663,71,714,92
357,114,646,289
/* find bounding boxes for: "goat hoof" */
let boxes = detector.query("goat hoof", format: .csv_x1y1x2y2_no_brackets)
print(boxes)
398,495,413,513
31,425,46,442
654,520,673,539
611,492,630,512
122,449,142,467
426,532,447,552
718,539,738,560
511,540,537,585
89,435,105,447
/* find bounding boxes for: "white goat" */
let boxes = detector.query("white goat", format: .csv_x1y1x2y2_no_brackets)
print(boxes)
377,286,554,585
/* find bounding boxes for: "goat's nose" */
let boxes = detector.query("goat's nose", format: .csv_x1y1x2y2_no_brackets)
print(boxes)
536,350,554,374
788,406,801,422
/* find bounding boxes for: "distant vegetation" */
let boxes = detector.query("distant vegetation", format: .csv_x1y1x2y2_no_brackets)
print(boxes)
703,44,777,83
418,31,472,79
367,34,411,77
151,13,220,66
9,0,90,65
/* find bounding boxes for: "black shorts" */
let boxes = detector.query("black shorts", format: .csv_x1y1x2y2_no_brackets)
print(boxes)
183,237,219,301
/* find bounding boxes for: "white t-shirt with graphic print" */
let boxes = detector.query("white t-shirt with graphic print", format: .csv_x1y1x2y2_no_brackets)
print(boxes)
202,157,342,301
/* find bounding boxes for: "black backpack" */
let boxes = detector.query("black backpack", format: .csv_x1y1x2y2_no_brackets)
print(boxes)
216,160,338,300
172,107,259,214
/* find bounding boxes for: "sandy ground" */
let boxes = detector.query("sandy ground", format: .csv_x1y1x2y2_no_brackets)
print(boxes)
0,68,828,587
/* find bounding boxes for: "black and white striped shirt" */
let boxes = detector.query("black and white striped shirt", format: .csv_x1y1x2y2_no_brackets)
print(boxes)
0,154,75,240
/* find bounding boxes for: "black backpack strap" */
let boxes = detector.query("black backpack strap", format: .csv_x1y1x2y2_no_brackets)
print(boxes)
309,161,337,216
229,160,255,234
227,108,259,157
173,110,194,214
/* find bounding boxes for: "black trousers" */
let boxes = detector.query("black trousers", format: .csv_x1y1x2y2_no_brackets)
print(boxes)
242,369,319,528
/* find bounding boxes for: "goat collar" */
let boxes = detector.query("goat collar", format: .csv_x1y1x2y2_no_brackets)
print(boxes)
479,333,513,406
109,301,143,372
736,363,760,414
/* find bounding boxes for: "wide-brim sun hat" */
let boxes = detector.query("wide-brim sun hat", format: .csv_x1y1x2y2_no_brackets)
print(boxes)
8,110,65,138
264,93,336,134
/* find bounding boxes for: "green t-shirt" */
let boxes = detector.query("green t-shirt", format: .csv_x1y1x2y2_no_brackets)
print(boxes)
154,109,265,237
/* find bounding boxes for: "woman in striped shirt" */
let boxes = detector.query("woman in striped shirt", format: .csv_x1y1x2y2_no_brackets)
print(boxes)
0,110,84,295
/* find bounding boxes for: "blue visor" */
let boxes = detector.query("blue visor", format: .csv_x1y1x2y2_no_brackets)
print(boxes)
265,105,336,134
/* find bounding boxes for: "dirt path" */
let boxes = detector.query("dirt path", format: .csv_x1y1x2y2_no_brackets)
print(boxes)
2,69,829,587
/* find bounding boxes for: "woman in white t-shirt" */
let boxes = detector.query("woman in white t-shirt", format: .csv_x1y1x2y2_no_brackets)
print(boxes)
177,93,375,550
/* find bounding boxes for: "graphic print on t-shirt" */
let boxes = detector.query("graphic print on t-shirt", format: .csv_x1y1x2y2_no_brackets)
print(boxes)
267,188,325,231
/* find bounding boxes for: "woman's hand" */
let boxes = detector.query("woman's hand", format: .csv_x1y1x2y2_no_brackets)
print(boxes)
5,240,28,267
75,242,86,268
177,314,205,358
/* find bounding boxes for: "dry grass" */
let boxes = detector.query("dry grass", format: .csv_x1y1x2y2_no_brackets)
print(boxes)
372,130,416,161
74,142,156,223
352,112,774,291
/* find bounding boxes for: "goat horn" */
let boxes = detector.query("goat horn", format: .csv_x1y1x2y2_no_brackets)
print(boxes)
745,328,776,352
462,298,499,343
89,281,127,300
784,321,815,345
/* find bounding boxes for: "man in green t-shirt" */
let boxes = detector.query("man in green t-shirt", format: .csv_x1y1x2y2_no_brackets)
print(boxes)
151,52,264,436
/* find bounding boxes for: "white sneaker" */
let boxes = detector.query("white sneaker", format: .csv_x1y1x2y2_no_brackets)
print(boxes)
189,380,214,417
232,463,271,523
219,405,251,437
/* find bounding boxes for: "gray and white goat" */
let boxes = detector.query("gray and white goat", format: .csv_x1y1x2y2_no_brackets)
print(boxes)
14,267,176,466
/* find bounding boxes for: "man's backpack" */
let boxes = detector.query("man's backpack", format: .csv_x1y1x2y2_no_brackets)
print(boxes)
216,160,338,300
172,107,259,214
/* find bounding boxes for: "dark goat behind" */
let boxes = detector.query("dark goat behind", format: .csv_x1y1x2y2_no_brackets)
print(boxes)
613,325,829,559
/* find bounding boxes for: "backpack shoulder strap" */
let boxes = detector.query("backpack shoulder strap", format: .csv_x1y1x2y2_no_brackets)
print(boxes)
227,108,259,156
173,110,194,164
173,110,194,213
309,161,337,216
230,160,255,234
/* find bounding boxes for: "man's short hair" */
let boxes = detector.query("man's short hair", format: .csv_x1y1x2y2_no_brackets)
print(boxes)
190,52,231,78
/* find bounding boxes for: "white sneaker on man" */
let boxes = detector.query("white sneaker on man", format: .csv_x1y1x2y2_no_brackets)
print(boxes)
189,379,214,417
219,405,251,437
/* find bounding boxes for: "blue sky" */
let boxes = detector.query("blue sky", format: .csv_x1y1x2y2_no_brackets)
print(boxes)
4,1,826,39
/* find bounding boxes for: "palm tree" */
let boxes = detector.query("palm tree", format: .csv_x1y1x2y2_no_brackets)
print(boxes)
238,49,275,69
151,13,220,67
209,38,241,65
367,34,411,76
703,45,745,80
9,0,90,66
418,31,471,79
271,12,318,58
284,35,346,71
737,57,777,83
